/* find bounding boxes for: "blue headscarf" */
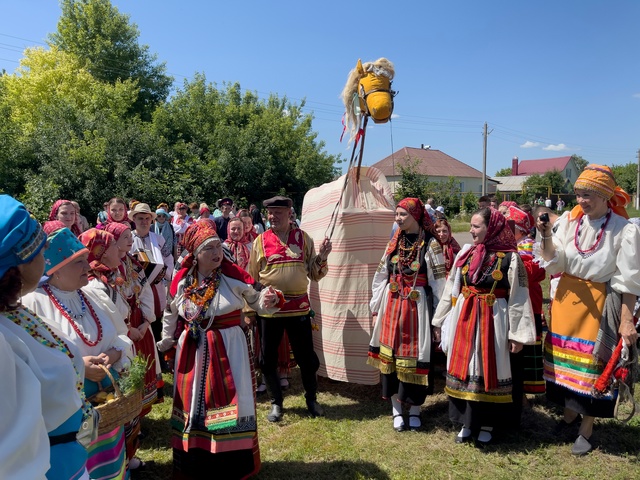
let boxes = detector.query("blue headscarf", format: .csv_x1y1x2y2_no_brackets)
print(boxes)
0,195,47,278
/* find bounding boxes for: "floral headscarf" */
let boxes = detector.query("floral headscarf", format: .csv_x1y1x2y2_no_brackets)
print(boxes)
104,222,130,240
455,208,517,283
386,197,435,255
435,218,461,273
225,218,250,270
78,228,116,281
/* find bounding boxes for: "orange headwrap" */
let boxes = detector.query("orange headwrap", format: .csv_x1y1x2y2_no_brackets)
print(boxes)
571,164,630,220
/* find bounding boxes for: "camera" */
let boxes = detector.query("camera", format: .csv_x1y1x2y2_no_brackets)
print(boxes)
540,213,549,223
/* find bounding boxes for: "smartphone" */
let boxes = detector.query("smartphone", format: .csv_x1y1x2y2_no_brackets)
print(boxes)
540,213,549,223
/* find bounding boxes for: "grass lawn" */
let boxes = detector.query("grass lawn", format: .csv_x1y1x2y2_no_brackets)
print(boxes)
135,251,640,479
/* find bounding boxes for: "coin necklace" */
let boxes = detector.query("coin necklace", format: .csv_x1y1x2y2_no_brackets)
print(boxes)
389,230,424,301
460,252,505,306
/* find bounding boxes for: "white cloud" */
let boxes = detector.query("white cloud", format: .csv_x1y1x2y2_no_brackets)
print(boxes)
633,93,640,99
391,113,400,119
520,141,540,148
543,143,569,151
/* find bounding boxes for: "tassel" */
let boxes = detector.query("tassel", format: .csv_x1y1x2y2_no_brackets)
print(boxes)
593,339,623,394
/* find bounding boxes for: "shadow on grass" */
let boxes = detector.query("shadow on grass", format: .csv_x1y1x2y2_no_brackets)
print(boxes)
258,460,391,480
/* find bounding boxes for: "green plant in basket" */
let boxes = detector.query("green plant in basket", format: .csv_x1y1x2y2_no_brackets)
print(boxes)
118,354,151,395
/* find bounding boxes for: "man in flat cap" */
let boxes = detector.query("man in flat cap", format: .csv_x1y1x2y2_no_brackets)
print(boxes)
214,197,234,242
248,195,332,422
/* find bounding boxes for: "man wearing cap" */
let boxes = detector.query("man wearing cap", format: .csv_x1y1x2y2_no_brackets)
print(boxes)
248,195,332,422
130,204,173,355
214,197,234,242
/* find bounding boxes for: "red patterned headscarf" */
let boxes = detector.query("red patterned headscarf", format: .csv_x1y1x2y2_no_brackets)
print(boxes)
48,199,81,236
43,220,66,236
225,218,250,270
386,197,435,255
79,228,117,280
104,222,130,240
455,208,517,283
435,218,461,273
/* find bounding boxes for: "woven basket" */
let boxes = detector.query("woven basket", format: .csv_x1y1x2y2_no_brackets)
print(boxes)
90,365,142,435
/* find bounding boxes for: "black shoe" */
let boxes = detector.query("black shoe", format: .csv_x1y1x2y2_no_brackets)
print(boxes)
474,427,493,448
455,427,472,444
571,435,592,456
267,404,283,422
408,414,421,432
306,401,325,418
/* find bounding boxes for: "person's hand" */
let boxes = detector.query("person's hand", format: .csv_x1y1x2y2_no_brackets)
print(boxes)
433,327,441,343
83,355,108,382
96,352,113,370
619,319,638,347
263,286,277,307
509,340,523,353
128,326,142,342
318,237,332,261
536,213,551,237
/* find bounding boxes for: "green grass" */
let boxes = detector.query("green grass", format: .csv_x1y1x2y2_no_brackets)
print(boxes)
137,368,640,479
135,261,640,479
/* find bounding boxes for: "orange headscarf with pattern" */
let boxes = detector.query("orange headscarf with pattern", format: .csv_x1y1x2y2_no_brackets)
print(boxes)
571,164,630,220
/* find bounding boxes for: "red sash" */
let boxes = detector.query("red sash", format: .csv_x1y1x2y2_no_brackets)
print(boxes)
173,311,242,433
449,287,508,391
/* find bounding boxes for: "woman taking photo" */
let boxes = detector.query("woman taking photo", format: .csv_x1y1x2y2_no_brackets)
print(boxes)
0,195,88,479
23,227,132,479
368,197,447,432
536,165,640,455
432,207,536,446
157,221,282,479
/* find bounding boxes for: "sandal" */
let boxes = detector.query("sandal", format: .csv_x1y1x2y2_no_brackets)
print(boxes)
393,414,405,432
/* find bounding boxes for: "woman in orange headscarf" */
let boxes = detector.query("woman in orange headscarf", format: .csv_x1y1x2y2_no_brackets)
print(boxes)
368,198,447,433
536,164,640,456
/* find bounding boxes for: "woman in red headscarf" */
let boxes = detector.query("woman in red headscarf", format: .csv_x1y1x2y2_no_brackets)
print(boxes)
432,207,536,447
49,199,81,236
434,217,461,277
368,198,447,433
157,221,282,480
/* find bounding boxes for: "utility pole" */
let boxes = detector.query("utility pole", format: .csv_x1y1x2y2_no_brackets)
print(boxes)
482,122,492,196
636,149,640,209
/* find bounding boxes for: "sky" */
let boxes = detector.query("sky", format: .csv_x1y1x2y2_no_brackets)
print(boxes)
1,1,639,177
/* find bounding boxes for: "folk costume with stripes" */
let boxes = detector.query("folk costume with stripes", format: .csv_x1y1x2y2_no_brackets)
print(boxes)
433,209,536,433
535,165,640,417
159,222,280,479
368,198,447,405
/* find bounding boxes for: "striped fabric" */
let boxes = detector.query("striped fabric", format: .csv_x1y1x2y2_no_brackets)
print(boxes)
86,426,128,480
302,166,395,385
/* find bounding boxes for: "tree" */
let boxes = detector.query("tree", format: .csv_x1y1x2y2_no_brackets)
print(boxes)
611,163,636,194
495,167,512,176
395,158,428,201
428,176,462,215
571,154,588,174
50,0,172,120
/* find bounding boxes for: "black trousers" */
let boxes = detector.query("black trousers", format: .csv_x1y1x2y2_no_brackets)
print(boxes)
257,314,320,406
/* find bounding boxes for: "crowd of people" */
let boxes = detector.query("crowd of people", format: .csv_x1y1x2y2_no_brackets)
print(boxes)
1,163,639,479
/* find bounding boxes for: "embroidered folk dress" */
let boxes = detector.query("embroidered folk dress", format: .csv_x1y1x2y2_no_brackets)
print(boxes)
161,271,279,480
23,285,133,479
535,210,640,417
368,235,447,404
432,245,535,428
0,308,87,480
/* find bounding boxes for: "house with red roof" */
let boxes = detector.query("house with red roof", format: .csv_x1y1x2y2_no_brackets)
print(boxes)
371,146,498,195
493,155,579,197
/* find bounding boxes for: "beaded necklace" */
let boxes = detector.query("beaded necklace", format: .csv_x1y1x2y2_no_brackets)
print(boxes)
4,306,92,418
42,284,103,347
574,209,611,258
182,269,222,341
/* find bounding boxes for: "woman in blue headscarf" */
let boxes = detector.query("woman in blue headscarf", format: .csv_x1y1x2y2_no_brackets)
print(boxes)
0,195,89,479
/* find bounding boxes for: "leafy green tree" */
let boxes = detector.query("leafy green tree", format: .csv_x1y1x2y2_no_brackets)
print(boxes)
428,176,462,215
571,154,588,174
50,0,172,120
494,167,512,177
612,163,637,194
395,158,428,201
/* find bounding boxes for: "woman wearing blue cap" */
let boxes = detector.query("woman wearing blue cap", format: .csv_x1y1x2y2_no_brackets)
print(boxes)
0,195,89,479
23,227,134,479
